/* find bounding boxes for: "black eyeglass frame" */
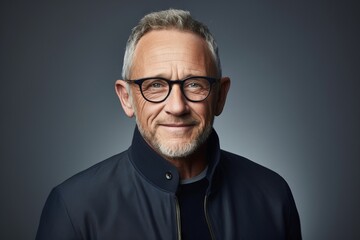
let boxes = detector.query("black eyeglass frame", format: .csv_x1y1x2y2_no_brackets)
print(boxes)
124,76,219,103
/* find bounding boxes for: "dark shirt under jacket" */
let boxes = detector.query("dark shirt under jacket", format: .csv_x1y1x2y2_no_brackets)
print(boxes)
36,127,302,239
177,177,212,240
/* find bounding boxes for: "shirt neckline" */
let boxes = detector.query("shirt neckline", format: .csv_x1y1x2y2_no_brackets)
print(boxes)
180,166,208,185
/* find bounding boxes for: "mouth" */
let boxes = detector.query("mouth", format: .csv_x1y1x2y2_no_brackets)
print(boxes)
160,123,194,129
161,123,194,127
158,122,197,133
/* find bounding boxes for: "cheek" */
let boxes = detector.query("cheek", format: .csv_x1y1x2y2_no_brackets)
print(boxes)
192,102,215,124
135,98,148,113
134,98,163,125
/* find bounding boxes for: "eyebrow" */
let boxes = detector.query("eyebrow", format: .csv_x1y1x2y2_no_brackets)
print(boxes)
139,72,206,80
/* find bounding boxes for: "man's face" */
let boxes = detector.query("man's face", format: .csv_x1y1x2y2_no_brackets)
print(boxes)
117,29,229,158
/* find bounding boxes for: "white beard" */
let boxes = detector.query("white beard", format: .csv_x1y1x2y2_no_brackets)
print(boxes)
136,120,213,158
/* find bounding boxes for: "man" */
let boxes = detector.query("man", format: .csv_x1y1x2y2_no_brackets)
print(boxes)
36,9,301,240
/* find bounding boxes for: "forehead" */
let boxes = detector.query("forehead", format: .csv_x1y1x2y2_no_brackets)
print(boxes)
130,29,216,79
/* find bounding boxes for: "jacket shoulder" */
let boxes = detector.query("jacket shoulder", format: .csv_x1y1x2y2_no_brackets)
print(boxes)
219,150,290,192
218,150,301,239
56,150,130,197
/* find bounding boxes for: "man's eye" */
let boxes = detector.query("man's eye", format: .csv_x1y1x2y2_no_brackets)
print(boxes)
151,82,164,88
143,80,168,91
185,81,205,89
188,82,200,88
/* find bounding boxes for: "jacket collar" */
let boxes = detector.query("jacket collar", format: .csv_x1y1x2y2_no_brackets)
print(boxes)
128,126,221,194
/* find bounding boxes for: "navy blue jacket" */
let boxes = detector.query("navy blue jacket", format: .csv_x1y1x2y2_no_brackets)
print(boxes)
36,128,301,239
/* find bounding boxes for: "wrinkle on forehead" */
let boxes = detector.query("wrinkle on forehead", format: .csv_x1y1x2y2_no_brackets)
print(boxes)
130,29,217,79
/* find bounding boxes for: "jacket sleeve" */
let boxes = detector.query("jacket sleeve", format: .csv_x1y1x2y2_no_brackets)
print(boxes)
35,187,80,240
286,184,302,240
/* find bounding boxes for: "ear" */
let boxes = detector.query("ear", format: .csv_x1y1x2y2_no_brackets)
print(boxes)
215,77,231,116
115,80,135,118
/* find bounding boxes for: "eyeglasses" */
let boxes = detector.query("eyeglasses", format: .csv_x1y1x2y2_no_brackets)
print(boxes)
124,76,218,103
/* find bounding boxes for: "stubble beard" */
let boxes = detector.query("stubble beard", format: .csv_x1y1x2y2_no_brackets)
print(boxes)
136,117,213,158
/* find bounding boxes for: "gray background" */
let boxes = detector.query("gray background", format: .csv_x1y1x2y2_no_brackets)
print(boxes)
1,1,359,239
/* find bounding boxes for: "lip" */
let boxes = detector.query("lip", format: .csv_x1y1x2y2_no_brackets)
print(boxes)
158,123,196,132
160,123,194,127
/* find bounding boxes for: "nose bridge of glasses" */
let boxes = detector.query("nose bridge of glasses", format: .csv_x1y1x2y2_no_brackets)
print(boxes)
168,80,186,99
168,79,184,88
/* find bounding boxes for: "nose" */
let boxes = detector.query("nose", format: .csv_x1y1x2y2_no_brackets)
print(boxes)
163,84,189,116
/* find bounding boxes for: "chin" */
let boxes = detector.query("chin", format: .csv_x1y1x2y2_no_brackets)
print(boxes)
155,127,213,159
157,141,198,158
136,120,213,159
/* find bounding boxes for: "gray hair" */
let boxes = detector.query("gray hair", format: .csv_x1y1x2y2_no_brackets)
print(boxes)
121,9,222,80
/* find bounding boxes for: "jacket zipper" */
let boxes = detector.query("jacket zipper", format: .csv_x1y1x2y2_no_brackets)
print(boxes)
175,196,182,240
204,195,216,240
